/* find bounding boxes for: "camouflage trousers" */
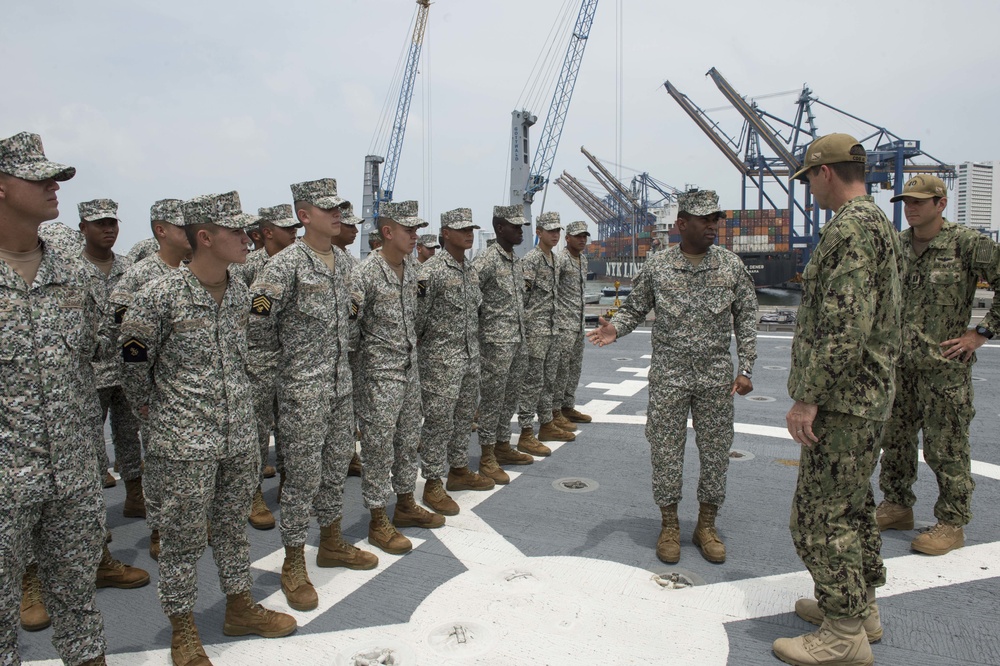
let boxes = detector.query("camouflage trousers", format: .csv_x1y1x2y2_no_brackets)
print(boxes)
98,385,143,482
517,334,559,429
553,328,585,410
879,364,975,526
141,425,161,531
646,383,733,507
357,367,421,509
1,487,106,666
277,389,355,546
419,356,481,479
478,341,527,445
791,410,886,620
248,362,284,481
149,452,258,616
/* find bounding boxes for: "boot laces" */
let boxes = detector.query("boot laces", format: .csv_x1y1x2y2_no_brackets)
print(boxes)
23,566,43,605
376,512,398,534
286,551,309,584
177,616,202,656
252,491,269,514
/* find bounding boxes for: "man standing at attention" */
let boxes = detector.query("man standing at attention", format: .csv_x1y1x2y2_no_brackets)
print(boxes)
552,220,593,428
416,233,439,264
774,134,901,665
588,190,757,566
875,175,1000,555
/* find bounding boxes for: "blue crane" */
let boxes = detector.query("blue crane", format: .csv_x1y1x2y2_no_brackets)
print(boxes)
510,0,599,228
362,0,431,253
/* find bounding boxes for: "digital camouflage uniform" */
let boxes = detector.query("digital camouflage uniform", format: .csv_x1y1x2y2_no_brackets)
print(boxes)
788,195,901,620
119,192,261,618
249,238,355,546
125,237,160,264
610,242,757,508
37,221,85,258
416,208,482,479
553,222,590,412
350,200,425,509
474,205,532,446
517,211,562,429
879,219,1000,527
0,129,106,666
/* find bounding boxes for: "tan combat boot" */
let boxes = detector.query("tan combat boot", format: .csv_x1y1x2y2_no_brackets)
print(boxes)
77,656,108,665
394,492,446,528
368,507,412,554
223,591,297,638
103,470,117,488
422,479,459,516
538,420,575,442
280,545,318,611
795,587,883,643
496,440,535,465
656,504,680,564
772,616,873,666
96,545,150,589
692,502,726,563
517,427,552,457
446,466,496,492
479,445,510,485
561,406,593,423
911,522,965,556
248,486,276,530
348,452,362,477
20,563,50,631
551,409,575,432
149,529,161,561
169,612,213,666
317,519,378,570
262,464,277,479
123,477,146,518
875,500,913,531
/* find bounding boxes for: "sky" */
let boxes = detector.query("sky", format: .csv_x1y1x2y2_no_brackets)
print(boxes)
4,0,999,255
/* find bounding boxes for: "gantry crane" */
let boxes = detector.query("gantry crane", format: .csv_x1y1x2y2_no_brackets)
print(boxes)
509,0,599,256
361,0,431,255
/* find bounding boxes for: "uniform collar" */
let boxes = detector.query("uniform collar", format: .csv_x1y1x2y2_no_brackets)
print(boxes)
663,243,719,272
179,265,227,308
296,239,336,276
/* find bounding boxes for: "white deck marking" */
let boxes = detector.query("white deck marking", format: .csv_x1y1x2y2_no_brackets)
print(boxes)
617,365,650,378
584,379,648,396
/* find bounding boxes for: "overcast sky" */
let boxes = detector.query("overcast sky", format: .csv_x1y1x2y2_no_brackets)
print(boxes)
4,0,998,253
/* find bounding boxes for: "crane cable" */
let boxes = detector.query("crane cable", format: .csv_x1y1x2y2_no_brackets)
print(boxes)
369,5,421,157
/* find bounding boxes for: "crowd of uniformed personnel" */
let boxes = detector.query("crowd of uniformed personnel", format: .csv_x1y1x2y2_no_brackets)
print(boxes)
3,128,1000,666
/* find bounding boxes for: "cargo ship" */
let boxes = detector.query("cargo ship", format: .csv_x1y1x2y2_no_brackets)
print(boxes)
586,206,800,289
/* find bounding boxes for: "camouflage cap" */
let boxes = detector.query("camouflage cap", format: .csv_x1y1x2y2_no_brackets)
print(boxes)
565,220,590,236
341,214,361,227
380,200,428,229
440,207,479,230
257,204,299,228
677,190,724,217
492,204,531,226
889,174,948,203
791,133,867,181
0,132,75,182
290,178,350,211
341,201,355,218
78,198,119,223
417,233,440,249
536,211,562,231
182,191,258,229
369,229,384,246
150,198,185,226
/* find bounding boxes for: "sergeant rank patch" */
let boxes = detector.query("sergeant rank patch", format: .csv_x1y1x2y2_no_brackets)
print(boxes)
251,294,272,316
122,338,147,363
417,280,428,298
114,305,127,324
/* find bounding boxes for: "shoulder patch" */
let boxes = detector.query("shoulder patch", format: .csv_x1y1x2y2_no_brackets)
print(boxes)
122,338,148,363
973,236,996,266
417,280,428,298
114,305,127,324
251,294,272,316
524,278,534,293
819,227,846,259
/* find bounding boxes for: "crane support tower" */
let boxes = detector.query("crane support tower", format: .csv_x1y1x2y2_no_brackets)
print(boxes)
509,0,599,256
362,0,431,256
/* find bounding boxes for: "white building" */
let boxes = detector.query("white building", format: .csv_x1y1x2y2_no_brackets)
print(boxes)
954,161,1000,232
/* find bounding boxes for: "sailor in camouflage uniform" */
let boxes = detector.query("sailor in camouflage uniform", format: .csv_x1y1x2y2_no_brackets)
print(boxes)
552,220,593,427
473,205,538,471
351,200,445,556
773,135,901,666
249,180,378,613
416,208,494,515
333,206,363,478
109,198,191,561
876,175,1000,556
416,232,439,264
125,236,160,263
233,204,300,531
0,131,108,666
517,211,576,450
589,190,757,566
121,191,295,666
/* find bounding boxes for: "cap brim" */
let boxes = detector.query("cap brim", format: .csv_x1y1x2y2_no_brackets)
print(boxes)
537,224,564,231
214,213,259,229
268,218,300,228
447,223,480,230
11,161,76,182
81,213,119,223
889,192,936,203
570,231,591,237
396,217,429,229
791,164,812,182
313,195,349,210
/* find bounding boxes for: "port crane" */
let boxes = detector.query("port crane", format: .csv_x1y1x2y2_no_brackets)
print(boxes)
509,0,599,255
361,0,431,255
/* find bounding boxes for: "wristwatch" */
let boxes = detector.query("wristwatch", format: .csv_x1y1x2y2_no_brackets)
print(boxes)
975,325,995,340
740,370,753,379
